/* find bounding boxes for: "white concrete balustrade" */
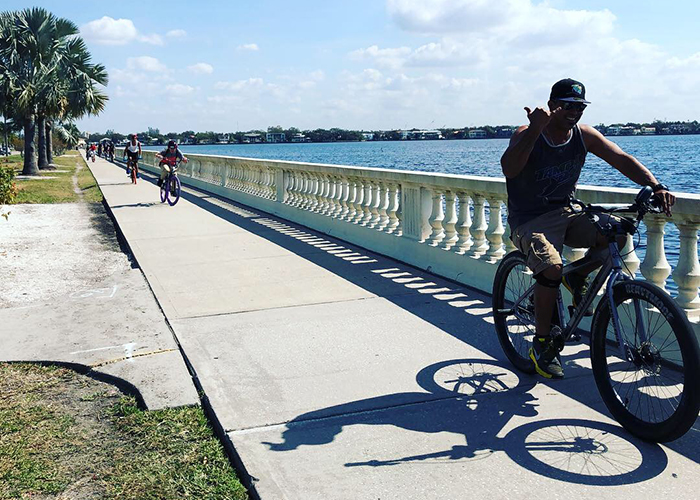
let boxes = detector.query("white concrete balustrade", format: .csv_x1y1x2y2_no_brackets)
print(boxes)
139,151,700,323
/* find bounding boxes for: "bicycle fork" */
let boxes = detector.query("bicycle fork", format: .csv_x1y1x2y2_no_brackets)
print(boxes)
604,243,648,362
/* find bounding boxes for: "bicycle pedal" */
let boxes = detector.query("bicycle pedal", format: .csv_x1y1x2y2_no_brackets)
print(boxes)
567,331,582,343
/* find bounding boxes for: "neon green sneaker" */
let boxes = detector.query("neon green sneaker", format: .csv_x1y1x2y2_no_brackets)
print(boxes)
530,327,565,379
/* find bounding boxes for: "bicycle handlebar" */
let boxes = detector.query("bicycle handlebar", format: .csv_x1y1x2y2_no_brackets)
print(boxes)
544,186,663,219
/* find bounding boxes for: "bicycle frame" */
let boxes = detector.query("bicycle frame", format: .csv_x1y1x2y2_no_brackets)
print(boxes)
508,238,641,361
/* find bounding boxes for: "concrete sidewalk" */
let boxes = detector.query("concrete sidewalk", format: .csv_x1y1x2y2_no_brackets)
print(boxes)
0,201,198,410
89,156,700,499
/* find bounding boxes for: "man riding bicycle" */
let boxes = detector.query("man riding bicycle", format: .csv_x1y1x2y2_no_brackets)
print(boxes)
500,78,675,379
155,140,187,187
123,134,142,178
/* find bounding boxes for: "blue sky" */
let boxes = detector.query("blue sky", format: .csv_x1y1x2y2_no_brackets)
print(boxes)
5,1,700,134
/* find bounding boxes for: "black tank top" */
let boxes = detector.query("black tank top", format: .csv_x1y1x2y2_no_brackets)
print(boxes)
506,125,587,231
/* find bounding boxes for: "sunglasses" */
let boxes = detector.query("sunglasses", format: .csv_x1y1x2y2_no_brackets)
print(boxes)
558,101,587,112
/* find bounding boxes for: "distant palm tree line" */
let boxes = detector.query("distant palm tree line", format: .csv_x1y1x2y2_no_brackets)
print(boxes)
0,7,107,175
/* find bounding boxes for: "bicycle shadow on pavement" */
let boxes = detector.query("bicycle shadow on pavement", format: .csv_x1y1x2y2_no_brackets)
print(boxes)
170,183,700,467
263,359,668,486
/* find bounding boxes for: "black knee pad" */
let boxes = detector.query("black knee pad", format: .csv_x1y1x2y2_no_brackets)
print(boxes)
535,272,562,289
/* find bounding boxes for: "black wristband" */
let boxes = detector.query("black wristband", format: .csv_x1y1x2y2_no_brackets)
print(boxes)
652,183,668,192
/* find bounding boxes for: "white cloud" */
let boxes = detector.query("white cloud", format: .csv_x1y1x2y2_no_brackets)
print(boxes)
215,78,264,91
80,17,138,45
81,16,165,46
138,34,164,46
166,29,187,38
187,63,214,75
237,43,259,51
309,70,325,81
387,0,616,41
126,56,167,72
165,84,195,96
350,45,412,69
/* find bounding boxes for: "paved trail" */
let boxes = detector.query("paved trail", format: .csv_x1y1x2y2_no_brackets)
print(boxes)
88,155,700,500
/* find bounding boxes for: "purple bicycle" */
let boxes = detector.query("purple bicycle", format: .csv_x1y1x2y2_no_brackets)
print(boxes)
158,157,182,206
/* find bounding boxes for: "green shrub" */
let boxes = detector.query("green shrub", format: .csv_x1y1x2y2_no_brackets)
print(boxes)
1,165,18,219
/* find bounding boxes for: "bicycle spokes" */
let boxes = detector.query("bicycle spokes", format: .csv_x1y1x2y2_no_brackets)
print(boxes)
603,294,685,424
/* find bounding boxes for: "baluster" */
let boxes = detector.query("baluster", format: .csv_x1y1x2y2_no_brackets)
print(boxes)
385,184,400,234
468,194,489,257
621,233,640,277
308,173,319,209
343,179,357,221
426,188,445,246
324,176,336,215
302,173,314,210
317,174,329,213
485,196,506,261
337,177,350,219
376,183,389,230
331,177,344,218
361,180,374,226
289,170,300,207
395,193,403,237
353,179,366,224
672,219,700,316
640,215,672,289
452,192,472,253
442,190,458,250
368,182,382,228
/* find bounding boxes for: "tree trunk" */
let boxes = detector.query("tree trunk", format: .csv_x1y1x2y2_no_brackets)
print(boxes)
22,115,39,176
46,121,53,164
3,116,8,156
37,114,48,169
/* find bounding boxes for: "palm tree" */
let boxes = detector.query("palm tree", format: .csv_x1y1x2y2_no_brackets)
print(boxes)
0,8,108,175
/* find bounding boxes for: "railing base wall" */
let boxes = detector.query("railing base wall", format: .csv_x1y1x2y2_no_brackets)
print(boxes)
138,160,700,342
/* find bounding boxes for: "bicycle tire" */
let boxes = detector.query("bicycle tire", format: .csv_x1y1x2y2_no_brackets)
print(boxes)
591,280,700,442
159,176,167,203
167,175,181,206
492,251,536,373
130,162,137,184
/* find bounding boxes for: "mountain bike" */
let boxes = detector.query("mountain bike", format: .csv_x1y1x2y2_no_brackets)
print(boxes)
159,157,182,206
492,186,700,442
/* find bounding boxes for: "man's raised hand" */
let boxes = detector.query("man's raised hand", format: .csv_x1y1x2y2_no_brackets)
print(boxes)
524,106,562,133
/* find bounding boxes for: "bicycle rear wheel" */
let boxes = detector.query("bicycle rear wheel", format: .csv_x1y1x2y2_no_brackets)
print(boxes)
591,280,700,442
492,251,536,373
167,175,181,206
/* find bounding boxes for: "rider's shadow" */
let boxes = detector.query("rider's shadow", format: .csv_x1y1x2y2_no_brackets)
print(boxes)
264,359,668,486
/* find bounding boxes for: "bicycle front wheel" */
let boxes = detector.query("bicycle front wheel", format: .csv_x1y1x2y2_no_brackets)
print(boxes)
591,280,700,442
159,176,167,203
167,175,181,206
492,251,536,373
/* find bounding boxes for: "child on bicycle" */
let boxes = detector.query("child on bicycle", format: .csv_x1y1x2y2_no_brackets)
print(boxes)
500,78,674,379
155,140,187,186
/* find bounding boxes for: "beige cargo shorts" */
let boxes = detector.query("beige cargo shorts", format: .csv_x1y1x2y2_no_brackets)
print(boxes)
510,207,605,276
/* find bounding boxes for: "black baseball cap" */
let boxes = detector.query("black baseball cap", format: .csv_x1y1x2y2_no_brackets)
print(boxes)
550,78,590,104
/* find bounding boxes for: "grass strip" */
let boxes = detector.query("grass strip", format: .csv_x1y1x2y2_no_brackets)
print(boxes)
0,363,248,500
6,153,103,204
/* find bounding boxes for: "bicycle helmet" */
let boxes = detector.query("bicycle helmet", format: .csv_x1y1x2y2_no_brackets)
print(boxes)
167,140,177,149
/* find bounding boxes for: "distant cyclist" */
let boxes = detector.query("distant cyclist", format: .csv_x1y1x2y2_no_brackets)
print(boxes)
123,134,142,178
155,140,187,186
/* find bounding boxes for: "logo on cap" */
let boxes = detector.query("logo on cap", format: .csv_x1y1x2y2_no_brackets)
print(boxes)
572,84,583,95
